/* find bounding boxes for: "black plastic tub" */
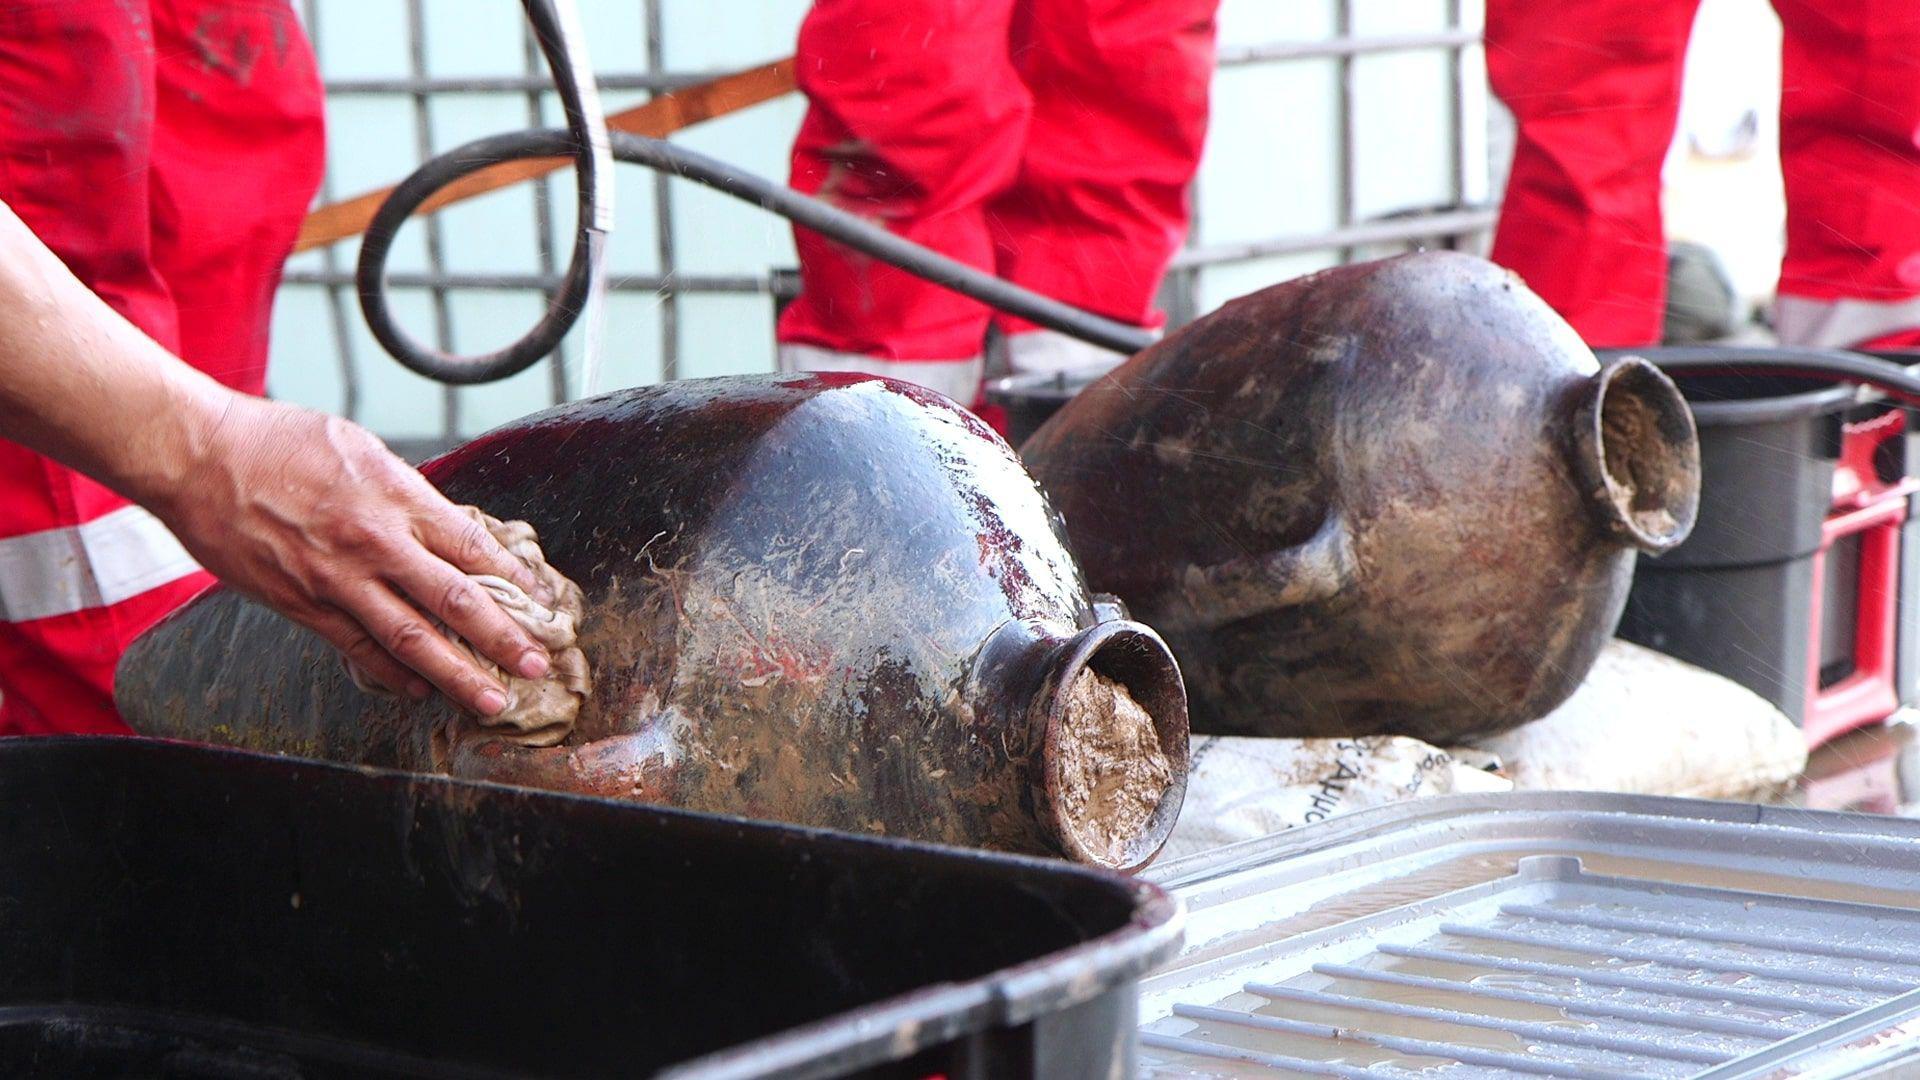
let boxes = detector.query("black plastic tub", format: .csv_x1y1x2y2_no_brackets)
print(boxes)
1619,556,1819,722
1604,351,1857,722
1642,369,1852,568
0,737,1180,1079
982,370,1100,448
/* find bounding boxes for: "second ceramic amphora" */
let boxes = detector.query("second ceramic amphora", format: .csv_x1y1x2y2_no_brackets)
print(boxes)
1021,252,1702,744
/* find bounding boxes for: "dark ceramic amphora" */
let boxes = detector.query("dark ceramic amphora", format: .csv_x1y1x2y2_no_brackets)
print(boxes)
117,374,1189,870
1019,252,1701,744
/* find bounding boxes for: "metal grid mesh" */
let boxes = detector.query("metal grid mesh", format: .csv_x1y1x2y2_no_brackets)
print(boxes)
1163,6,1492,323
283,2,1491,440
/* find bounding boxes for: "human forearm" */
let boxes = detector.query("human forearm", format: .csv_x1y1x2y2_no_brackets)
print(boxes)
0,198,554,717
0,199,227,506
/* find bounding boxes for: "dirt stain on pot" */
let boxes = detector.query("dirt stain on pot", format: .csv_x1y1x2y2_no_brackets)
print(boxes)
1052,670,1174,867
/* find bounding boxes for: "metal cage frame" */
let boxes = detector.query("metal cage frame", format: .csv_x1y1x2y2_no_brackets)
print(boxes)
286,0,1490,440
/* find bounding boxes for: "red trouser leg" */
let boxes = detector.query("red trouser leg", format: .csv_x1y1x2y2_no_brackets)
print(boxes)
148,0,325,394
992,0,1217,338
0,0,186,734
1771,0,1920,348
0,0,323,735
1484,0,1698,347
776,0,1029,385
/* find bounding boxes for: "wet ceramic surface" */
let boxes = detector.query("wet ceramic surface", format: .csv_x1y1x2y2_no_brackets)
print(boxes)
1021,252,1702,744
117,374,1189,868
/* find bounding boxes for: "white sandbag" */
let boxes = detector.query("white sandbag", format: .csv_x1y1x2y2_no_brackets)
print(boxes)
1471,638,1807,801
1159,734,1510,862
1158,640,1807,864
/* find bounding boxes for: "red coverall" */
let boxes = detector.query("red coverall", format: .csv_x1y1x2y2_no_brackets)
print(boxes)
0,0,326,735
776,0,1219,402
1486,0,1920,349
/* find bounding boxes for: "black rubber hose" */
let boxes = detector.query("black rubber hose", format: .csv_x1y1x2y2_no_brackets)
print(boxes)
358,0,610,385
358,129,1156,384
1601,345,1920,407
601,131,1158,357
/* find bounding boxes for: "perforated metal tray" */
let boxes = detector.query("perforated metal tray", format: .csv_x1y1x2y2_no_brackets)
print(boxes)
1137,794,1920,1078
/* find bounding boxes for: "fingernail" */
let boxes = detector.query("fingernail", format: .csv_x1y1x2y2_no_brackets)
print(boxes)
407,679,431,700
477,688,509,716
516,651,550,679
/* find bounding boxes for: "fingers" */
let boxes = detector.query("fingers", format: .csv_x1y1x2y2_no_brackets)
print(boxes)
416,495,541,597
152,401,550,720
388,551,551,682
342,583,514,717
303,606,431,700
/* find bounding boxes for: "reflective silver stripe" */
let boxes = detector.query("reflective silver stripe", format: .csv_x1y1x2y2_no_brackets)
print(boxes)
776,343,984,404
0,505,201,623
1774,293,1920,349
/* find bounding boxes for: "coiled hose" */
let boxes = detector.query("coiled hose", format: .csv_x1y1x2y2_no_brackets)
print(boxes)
358,127,1157,384
358,0,612,385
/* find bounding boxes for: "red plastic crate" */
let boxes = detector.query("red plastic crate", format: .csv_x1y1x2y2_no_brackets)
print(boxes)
1804,409,1920,748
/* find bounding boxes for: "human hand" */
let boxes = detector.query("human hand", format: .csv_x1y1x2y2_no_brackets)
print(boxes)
142,394,552,716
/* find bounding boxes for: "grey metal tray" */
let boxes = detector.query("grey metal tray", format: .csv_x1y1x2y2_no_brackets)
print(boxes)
1137,793,1920,1078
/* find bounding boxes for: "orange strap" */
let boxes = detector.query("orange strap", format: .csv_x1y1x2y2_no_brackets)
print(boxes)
293,59,797,254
